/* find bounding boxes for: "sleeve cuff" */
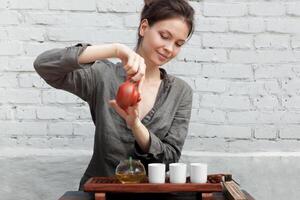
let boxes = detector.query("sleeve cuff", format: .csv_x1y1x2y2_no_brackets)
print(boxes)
63,43,91,69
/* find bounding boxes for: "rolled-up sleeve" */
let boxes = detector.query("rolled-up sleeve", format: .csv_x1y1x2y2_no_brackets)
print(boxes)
134,86,193,166
33,43,96,102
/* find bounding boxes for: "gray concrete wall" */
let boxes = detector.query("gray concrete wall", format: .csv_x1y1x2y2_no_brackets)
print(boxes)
1,0,300,200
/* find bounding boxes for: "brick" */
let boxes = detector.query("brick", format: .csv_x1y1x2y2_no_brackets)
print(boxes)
0,41,22,56
48,122,73,136
0,11,20,25
178,48,227,62
0,106,14,120
286,2,300,16
255,64,295,79
0,121,47,136
0,29,8,40
164,61,201,76
248,3,285,16
201,94,251,110
7,57,36,72
253,95,280,110
266,19,300,33
49,0,96,11
228,81,266,95
25,12,123,28
227,111,258,124
254,126,277,139
0,58,8,72
23,42,66,57
280,126,300,139
15,106,36,120
282,96,300,110
202,64,253,79
203,33,252,49
0,0,8,8
67,106,91,120
282,79,300,95
7,27,45,42
36,106,77,120
291,35,300,49
124,14,140,28
229,110,283,125
189,123,251,138
42,90,83,104
18,73,49,88
47,28,136,44
192,93,200,109
203,3,247,17
229,18,265,33
8,0,47,9
186,32,202,46
97,0,143,13
195,78,226,93
195,17,228,32
5,89,41,104
0,73,18,88
281,112,300,124
191,108,226,123
73,122,95,136
229,50,300,64
254,34,289,49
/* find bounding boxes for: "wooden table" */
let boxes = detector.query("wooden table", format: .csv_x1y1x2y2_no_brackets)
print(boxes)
83,176,255,200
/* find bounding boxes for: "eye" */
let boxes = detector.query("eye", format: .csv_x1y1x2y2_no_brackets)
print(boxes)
160,32,169,40
175,42,184,47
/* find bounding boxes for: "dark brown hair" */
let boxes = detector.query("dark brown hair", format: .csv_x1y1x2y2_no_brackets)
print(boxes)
136,0,195,49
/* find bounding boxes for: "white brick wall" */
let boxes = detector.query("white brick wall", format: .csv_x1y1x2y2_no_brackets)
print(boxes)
0,0,299,153
1,1,300,199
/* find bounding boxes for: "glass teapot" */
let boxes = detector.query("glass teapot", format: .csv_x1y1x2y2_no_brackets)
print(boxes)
115,157,146,183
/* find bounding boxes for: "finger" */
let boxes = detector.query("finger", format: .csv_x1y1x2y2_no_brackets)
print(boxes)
126,55,140,76
109,100,128,118
137,75,145,94
124,53,135,71
131,57,145,82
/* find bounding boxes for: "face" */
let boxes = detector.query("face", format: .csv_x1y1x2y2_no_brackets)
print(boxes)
139,17,190,67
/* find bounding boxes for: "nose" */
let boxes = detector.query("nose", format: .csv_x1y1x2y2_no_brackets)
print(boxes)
164,42,174,54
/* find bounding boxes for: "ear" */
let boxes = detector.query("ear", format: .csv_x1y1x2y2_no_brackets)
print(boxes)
139,19,149,37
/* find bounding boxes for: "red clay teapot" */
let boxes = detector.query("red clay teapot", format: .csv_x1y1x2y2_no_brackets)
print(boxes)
116,79,141,110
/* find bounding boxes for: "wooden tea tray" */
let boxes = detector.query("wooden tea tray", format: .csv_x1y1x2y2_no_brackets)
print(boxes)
84,176,226,200
84,176,223,193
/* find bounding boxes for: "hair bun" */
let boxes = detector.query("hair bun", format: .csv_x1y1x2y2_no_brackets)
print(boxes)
144,0,155,6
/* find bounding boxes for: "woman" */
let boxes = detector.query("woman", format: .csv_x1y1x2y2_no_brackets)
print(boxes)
34,0,195,199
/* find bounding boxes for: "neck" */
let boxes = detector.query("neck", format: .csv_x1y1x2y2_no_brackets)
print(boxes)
136,47,161,83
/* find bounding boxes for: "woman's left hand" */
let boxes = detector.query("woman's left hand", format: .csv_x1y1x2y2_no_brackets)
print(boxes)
109,100,141,129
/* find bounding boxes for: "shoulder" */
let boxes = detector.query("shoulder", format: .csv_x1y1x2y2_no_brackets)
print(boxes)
168,74,193,99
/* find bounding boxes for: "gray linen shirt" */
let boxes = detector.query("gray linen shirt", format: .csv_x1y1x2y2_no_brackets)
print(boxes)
34,43,193,178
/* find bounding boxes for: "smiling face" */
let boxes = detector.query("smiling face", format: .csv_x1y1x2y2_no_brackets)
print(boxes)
138,17,190,67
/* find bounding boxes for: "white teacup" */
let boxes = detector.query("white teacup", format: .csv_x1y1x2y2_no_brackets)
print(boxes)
169,163,187,183
148,163,166,183
190,163,208,183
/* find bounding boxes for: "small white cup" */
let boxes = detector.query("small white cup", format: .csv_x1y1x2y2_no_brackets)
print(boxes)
169,163,187,183
148,163,166,183
190,163,208,183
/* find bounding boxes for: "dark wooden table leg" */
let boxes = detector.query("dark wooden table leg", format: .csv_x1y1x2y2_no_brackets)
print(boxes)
202,192,214,200
95,193,106,200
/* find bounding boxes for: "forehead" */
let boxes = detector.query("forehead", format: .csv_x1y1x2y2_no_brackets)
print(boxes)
151,18,190,40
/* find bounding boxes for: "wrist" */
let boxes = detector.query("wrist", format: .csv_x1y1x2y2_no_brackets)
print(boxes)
130,118,142,131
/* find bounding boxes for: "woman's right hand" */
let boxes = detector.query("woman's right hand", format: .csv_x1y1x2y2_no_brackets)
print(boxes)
115,43,146,83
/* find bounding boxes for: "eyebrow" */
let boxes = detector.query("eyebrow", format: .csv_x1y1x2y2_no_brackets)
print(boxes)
162,30,186,42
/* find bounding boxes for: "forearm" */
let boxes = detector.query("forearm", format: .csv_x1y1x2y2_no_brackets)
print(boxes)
78,43,119,64
131,119,151,153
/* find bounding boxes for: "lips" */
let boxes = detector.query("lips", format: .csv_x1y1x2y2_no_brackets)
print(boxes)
156,51,168,61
